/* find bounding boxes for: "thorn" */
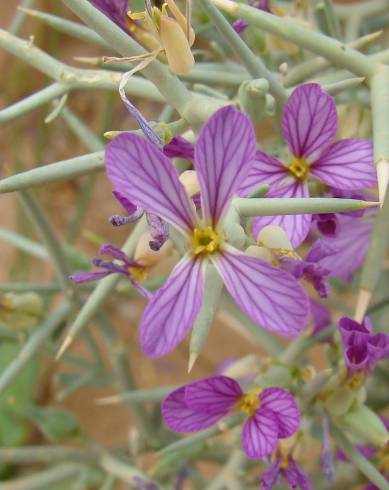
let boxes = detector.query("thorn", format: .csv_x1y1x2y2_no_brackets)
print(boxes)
363,201,380,208
95,395,120,405
56,335,73,360
367,30,383,43
17,6,36,15
354,288,372,323
188,352,199,373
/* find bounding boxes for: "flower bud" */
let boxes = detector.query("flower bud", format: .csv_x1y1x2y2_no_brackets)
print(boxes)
238,79,270,122
324,386,355,417
179,170,200,197
258,364,293,388
257,225,294,251
339,405,389,448
134,232,173,267
245,245,274,263
159,15,194,75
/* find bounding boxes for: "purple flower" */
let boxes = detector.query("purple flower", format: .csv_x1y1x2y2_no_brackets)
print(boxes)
338,317,389,377
260,454,312,490
163,135,195,160
110,190,144,227
233,0,272,34
105,106,309,358
279,240,335,298
89,0,129,32
240,83,376,247
309,299,332,337
162,375,300,459
70,243,151,299
312,213,373,282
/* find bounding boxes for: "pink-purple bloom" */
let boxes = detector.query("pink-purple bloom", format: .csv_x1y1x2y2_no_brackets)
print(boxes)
240,83,376,247
105,106,309,358
162,375,300,459
338,317,389,377
70,243,151,299
260,454,312,490
232,0,272,34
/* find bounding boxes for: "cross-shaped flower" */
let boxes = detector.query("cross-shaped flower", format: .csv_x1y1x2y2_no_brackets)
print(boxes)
106,106,309,358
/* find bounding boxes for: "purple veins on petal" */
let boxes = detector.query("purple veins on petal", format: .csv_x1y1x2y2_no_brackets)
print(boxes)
212,247,309,337
185,375,243,415
282,83,337,162
194,106,257,227
140,256,204,358
259,388,300,438
162,386,226,432
259,458,282,490
242,408,278,458
163,135,195,160
311,139,376,190
89,0,129,31
283,458,313,490
252,180,311,248
105,133,196,235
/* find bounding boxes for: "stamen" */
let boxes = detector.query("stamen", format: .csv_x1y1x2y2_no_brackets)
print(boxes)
238,387,261,417
191,227,222,256
288,157,309,180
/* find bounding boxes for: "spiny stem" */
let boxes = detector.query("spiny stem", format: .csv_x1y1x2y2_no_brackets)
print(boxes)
199,0,287,103
212,0,377,78
0,445,99,464
96,385,178,405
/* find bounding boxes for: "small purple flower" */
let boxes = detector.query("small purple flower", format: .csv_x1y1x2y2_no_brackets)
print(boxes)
70,243,151,299
338,317,389,378
162,375,300,459
233,0,272,34
110,190,144,227
260,454,312,490
89,0,129,32
106,106,309,358
240,83,376,247
279,240,335,298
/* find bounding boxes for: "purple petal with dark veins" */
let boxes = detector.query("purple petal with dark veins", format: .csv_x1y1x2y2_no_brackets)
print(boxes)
185,375,243,415
311,139,376,189
70,270,111,283
146,213,169,251
140,256,204,358
252,180,311,248
259,388,300,438
106,134,196,235
163,135,195,160
242,408,278,458
282,83,337,161
259,458,282,490
239,150,289,197
89,0,129,31
283,458,313,490
212,246,309,337
194,106,256,226
162,386,226,432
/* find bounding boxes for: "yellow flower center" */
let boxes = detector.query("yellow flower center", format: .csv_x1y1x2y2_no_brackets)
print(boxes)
128,266,148,283
288,157,309,180
191,227,221,256
238,387,262,417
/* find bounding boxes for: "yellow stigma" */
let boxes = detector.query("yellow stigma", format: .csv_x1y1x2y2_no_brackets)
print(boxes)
238,387,261,417
191,227,221,256
288,157,309,180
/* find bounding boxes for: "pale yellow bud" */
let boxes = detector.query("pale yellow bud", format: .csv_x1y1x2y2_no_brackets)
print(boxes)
166,0,195,46
179,170,200,197
159,15,194,75
134,232,173,267
245,245,273,263
257,225,294,250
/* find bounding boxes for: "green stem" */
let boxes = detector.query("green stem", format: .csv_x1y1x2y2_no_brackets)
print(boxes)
233,197,376,217
8,0,35,34
96,385,178,405
199,0,287,103
0,304,71,394
213,0,377,78
0,446,98,464
205,450,245,490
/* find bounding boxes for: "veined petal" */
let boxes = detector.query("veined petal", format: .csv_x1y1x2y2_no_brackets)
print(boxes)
163,135,194,160
318,215,373,282
252,181,311,248
212,247,309,337
259,388,300,438
282,83,337,161
311,139,376,189
106,134,196,235
89,0,129,31
162,386,225,432
242,409,278,458
239,151,288,196
194,106,256,226
185,376,243,415
140,255,204,357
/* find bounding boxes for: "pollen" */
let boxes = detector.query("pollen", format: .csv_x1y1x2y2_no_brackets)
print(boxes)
288,157,309,180
238,387,261,417
191,227,221,256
